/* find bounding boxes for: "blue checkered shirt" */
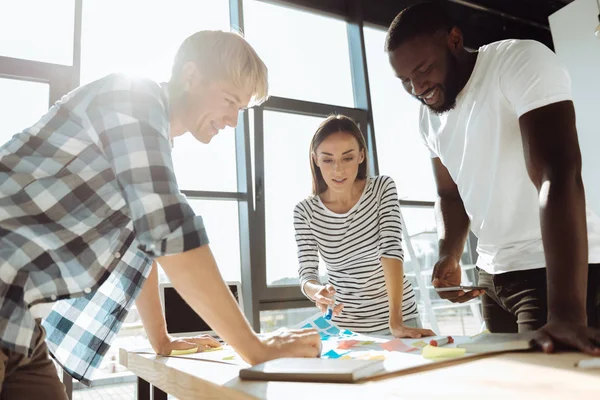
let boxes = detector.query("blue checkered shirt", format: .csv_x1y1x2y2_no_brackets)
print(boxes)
0,73,209,384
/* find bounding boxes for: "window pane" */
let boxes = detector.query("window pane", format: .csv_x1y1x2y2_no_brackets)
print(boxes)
0,0,74,65
401,206,480,336
263,111,327,286
260,307,318,333
364,26,437,201
243,0,354,106
81,0,235,191
188,199,241,282
0,78,49,146
80,0,230,84
171,128,237,192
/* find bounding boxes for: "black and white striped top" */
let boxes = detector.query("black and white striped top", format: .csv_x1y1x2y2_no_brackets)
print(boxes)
294,175,418,332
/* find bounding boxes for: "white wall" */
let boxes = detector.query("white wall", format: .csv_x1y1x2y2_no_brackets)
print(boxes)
549,0,600,214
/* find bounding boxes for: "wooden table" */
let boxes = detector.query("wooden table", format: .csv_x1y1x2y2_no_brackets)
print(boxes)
119,348,600,399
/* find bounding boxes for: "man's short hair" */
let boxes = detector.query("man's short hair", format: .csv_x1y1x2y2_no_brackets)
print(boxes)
171,30,269,106
385,1,456,53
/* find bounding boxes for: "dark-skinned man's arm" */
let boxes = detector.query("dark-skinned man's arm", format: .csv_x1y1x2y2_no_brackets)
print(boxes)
430,157,484,303
519,100,600,355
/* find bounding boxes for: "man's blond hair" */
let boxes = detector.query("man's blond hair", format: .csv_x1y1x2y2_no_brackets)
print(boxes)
172,30,268,106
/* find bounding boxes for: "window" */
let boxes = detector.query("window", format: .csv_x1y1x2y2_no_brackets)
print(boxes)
262,111,327,286
188,199,241,282
80,0,230,84
363,26,437,201
171,128,238,192
80,0,236,193
0,0,74,65
401,205,481,336
243,0,354,107
0,77,49,145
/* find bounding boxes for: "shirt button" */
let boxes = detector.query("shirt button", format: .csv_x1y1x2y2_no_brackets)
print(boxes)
84,287,92,294
115,252,122,259
50,295,57,301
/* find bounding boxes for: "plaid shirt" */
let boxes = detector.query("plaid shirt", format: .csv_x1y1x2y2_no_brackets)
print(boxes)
0,73,209,384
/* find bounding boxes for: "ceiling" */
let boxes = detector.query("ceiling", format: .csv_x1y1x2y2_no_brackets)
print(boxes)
271,0,580,50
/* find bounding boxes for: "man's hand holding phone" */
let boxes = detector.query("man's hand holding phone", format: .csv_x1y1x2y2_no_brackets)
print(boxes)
431,255,486,303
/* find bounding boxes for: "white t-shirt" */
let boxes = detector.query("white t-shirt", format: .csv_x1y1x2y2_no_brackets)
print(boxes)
419,39,600,274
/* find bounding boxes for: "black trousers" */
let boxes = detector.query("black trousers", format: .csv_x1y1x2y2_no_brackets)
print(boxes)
478,265,600,333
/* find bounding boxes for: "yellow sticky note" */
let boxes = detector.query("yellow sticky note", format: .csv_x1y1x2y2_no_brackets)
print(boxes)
169,347,198,356
368,354,386,360
421,345,466,360
223,355,236,361
340,355,353,360
203,347,223,352
411,340,428,348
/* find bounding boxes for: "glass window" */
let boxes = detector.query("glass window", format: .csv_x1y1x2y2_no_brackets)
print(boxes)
363,26,437,201
401,206,481,336
0,0,74,65
0,77,49,146
171,128,237,192
263,111,327,286
260,307,319,333
80,0,230,84
188,199,241,282
243,0,354,107
81,0,235,192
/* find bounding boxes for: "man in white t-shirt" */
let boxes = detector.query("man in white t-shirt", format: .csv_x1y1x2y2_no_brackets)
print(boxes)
385,1,600,355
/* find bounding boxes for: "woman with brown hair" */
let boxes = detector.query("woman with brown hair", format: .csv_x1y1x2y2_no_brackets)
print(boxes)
294,114,435,337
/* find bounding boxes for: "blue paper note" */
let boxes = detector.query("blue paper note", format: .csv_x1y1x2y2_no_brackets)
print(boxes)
313,316,331,329
322,349,350,359
302,324,312,329
319,333,330,341
327,326,340,335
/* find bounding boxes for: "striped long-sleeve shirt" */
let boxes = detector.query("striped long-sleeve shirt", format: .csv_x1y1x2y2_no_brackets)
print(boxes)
294,175,418,332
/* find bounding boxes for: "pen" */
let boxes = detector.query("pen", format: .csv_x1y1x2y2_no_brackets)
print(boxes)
324,294,335,320
429,336,454,347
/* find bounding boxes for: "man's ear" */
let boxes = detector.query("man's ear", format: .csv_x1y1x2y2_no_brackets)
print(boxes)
447,27,464,53
180,61,201,91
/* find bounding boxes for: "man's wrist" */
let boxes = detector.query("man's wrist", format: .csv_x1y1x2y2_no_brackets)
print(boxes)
239,333,268,365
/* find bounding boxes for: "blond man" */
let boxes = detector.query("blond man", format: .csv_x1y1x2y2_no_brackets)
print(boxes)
0,30,320,399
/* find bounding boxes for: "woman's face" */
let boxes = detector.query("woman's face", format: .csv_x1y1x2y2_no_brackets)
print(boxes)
313,131,365,192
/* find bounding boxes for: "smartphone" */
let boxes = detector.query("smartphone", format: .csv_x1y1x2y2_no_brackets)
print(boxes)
435,285,487,292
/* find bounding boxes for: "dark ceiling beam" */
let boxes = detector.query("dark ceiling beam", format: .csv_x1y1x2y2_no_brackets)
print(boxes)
449,0,550,31
253,0,555,49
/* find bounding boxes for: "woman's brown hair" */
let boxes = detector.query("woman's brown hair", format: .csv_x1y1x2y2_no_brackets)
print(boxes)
310,114,369,195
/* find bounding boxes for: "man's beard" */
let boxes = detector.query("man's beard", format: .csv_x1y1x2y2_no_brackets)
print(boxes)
426,51,461,115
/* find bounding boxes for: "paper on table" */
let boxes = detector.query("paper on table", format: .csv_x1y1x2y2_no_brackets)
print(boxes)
337,340,360,350
421,345,466,360
379,338,417,352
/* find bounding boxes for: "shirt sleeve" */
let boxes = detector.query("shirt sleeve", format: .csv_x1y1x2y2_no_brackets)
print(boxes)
377,176,404,261
89,75,208,257
499,40,573,118
293,202,320,299
418,105,439,158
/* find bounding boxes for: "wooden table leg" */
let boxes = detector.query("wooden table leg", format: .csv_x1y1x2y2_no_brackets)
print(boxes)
152,385,167,400
137,377,150,400
137,377,168,400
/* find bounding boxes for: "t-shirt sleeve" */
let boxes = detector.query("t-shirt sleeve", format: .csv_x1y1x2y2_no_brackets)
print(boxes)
377,176,404,261
419,105,439,158
499,40,572,118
